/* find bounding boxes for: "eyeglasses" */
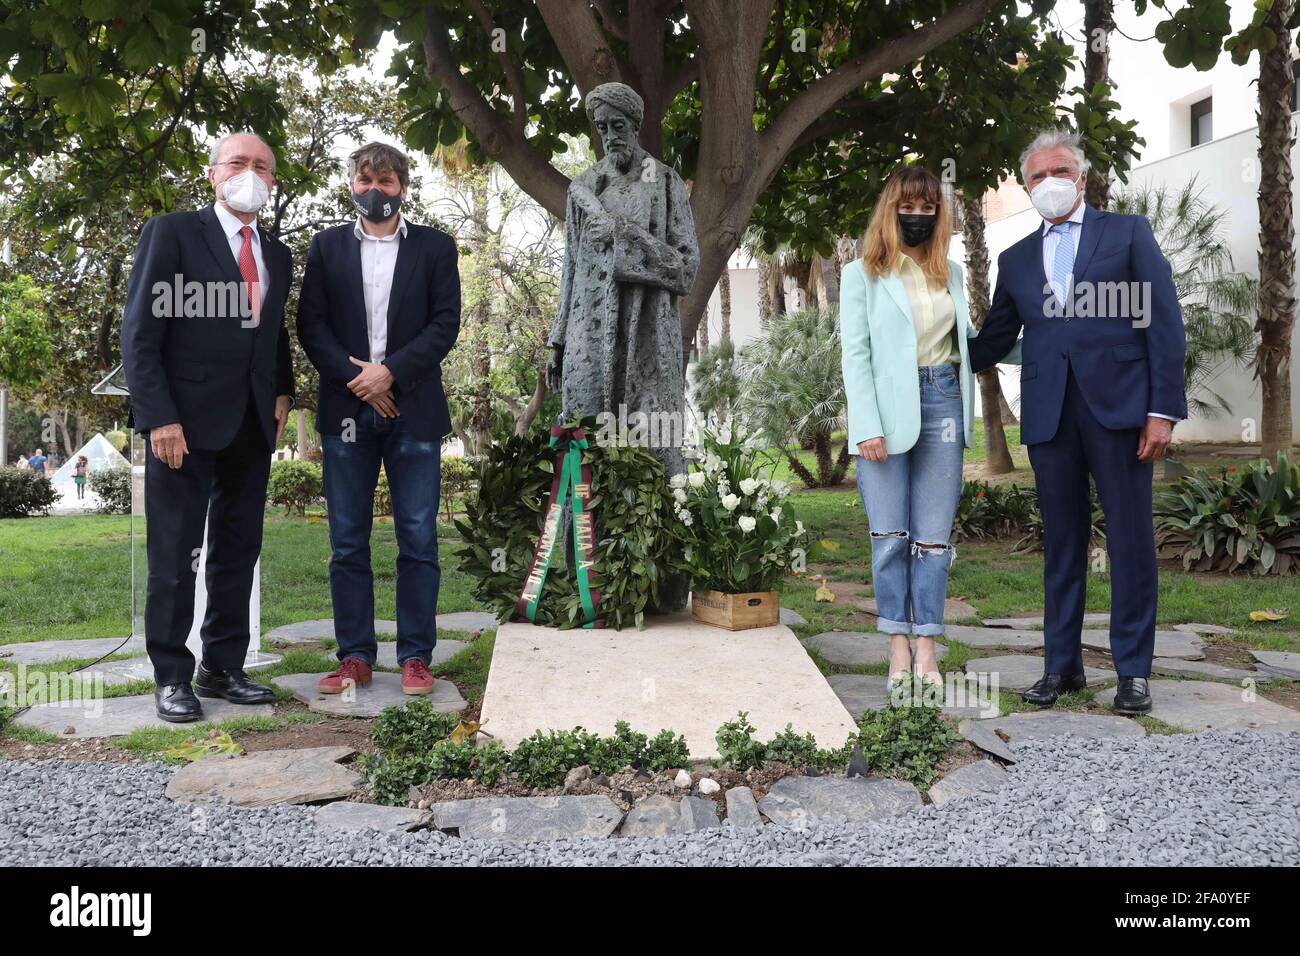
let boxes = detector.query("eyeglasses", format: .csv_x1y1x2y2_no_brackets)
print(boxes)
215,158,273,175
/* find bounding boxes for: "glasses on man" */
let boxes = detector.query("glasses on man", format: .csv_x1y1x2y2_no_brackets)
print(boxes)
215,158,273,174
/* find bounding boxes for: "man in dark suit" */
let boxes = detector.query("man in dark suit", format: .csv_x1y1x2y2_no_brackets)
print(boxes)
297,142,460,697
121,131,294,721
969,128,1187,715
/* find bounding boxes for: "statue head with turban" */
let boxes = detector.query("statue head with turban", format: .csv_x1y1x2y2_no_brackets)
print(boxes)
585,82,644,173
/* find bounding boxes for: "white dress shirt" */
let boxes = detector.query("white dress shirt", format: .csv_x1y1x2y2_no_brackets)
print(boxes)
353,215,408,364
213,201,269,304
1037,200,1176,423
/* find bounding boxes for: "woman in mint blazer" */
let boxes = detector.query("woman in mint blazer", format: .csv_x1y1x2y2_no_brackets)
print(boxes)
839,167,1006,692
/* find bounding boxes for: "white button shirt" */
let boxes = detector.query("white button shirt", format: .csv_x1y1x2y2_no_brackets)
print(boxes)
354,215,408,364
213,201,269,304
1037,199,1175,422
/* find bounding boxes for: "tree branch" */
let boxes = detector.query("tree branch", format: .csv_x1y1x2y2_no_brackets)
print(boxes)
535,0,624,95
468,0,530,134
592,0,629,40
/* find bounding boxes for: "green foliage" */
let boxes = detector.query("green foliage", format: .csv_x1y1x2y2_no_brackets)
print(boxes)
357,752,421,807
1010,485,1106,554
88,465,131,515
587,720,648,775
369,698,460,757
853,674,961,789
714,712,770,772
642,729,691,773
104,430,128,452
509,727,601,789
470,740,509,786
1155,454,1300,575
0,467,56,518
374,466,391,516
952,481,1038,541
690,339,741,423
455,417,677,630
0,273,54,389
440,454,476,522
266,459,323,517
671,423,807,593
715,711,847,772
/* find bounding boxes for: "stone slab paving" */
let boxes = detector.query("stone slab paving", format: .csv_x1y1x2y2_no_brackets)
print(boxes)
826,673,999,719
964,654,1115,692
1094,679,1300,732
1081,630,1205,660
958,710,1145,763
857,596,978,621
1151,658,1266,683
758,775,921,826
779,607,807,627
73,652,281,687
1250,650,1300,680
724,787,765,830
927,759,1009,806
941,624,1043,649
1174,623,1236,636
374,640,470,670
802,631,948,668
265,614,498,649
618,795,681,837
13,694,273,738
270,671,466,718
0,636,144,664
314,802,431,833
167,746,364,807
679,795,721,831
481,610,858,759
982,613,1110,629
430,795,624,842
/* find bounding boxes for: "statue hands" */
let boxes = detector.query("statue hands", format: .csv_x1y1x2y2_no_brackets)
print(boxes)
586,212,619,250
545,344,564,392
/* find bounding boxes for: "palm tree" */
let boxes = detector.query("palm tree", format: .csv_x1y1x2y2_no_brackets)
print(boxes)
1111,178,1257,418
1083,0,1116,210
689,338,741,424
738,307,850,488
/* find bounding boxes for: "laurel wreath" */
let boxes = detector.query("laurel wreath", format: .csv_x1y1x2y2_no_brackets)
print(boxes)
454,417,678,630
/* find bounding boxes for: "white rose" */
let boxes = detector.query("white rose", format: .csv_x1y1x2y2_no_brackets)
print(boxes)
669,473,687,489
795,519,805,534
673,488,688,504
739,478,759,496
770,506,782,523
688,471,705,488
681,513,693,527
721,493,740,512
718,424,732,444
770,479,789,498
738,515,756,532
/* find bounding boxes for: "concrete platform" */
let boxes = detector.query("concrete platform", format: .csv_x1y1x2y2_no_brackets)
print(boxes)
479,609,858,760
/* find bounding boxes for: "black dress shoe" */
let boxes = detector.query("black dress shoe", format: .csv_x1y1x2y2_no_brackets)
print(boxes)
1022,672,1088,706
155,683,202,722
194,663,275,705
1112,677,1153,715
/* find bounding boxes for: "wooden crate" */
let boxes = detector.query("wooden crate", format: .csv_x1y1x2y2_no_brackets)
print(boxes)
690,589,780,630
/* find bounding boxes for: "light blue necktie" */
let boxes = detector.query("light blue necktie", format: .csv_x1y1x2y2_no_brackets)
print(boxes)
1050,221,1075,308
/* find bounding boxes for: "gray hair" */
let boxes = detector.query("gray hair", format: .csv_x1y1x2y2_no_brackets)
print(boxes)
1019,128,1089,182
208,131,276,172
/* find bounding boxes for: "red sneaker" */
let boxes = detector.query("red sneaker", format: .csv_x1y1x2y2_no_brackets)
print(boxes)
318,658,373,694
401,659,435,695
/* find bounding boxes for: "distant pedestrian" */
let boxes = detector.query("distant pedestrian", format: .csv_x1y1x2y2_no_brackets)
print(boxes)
27,448,47,475
73,455,90,500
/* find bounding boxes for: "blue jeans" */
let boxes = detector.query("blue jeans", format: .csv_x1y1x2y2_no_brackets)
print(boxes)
321,407,441,666
855,365,964,637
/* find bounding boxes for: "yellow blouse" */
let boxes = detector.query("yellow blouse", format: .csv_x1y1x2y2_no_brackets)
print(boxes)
896,254,959,367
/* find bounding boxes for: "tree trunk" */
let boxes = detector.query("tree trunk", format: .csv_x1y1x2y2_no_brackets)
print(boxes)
719,265,731,341
1082,0,1115,210
1254,0,1296,459
960,194,1014,473
757,255,773,330
697,302,710,355
812,428,832,485
514,366,548,436
469,173,495,455
295,407,308,458
998,391,1018,425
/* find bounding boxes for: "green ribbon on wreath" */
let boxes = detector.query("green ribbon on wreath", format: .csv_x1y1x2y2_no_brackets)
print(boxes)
514,426,603,628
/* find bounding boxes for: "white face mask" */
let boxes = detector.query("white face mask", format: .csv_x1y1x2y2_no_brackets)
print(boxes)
1029,171,1082,220
219,169,270,213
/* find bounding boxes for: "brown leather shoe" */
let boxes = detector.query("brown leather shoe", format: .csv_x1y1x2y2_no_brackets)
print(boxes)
318,658,373,694
401,659,435,695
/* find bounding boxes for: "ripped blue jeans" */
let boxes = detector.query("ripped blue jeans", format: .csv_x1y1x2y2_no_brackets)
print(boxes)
855,365,963,637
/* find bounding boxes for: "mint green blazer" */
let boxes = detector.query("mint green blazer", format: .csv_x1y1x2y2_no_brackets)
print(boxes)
839,257,1013,455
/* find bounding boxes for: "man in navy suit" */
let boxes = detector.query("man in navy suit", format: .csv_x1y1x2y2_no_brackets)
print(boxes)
297,142,461,697
969,128,1187,715
121,131,294,721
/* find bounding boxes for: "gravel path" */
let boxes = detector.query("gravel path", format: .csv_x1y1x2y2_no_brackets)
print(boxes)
2,728,1297,866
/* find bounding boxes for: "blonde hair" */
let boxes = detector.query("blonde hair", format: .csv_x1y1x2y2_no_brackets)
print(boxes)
861,166,952,286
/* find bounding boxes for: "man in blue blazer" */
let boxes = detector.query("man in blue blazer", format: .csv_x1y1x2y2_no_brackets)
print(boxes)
969,129,1187,715
297,143,461,697
121,131,294,721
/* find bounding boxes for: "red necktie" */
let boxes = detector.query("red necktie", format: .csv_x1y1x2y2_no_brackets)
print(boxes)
238,225,261,327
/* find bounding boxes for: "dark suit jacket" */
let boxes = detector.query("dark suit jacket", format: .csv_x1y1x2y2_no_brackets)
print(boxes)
297,221,461,441
968,204,1187,445
120,204,294,451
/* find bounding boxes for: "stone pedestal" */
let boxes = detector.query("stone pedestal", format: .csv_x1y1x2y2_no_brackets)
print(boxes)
480,606,857,760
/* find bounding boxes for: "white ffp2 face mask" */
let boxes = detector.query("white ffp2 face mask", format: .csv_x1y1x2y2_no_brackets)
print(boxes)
220,170,270,213
1030,172,1082,220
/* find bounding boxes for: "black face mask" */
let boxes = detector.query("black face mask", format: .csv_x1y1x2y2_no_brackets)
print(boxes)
897,212,938,247
352,188,402,222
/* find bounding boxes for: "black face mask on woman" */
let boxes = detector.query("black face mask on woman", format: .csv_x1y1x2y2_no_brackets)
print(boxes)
897,212,938,247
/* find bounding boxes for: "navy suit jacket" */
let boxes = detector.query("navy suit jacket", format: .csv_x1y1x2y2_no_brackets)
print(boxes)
968,204,1187,445
297,221,461,442
120,204,294,451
